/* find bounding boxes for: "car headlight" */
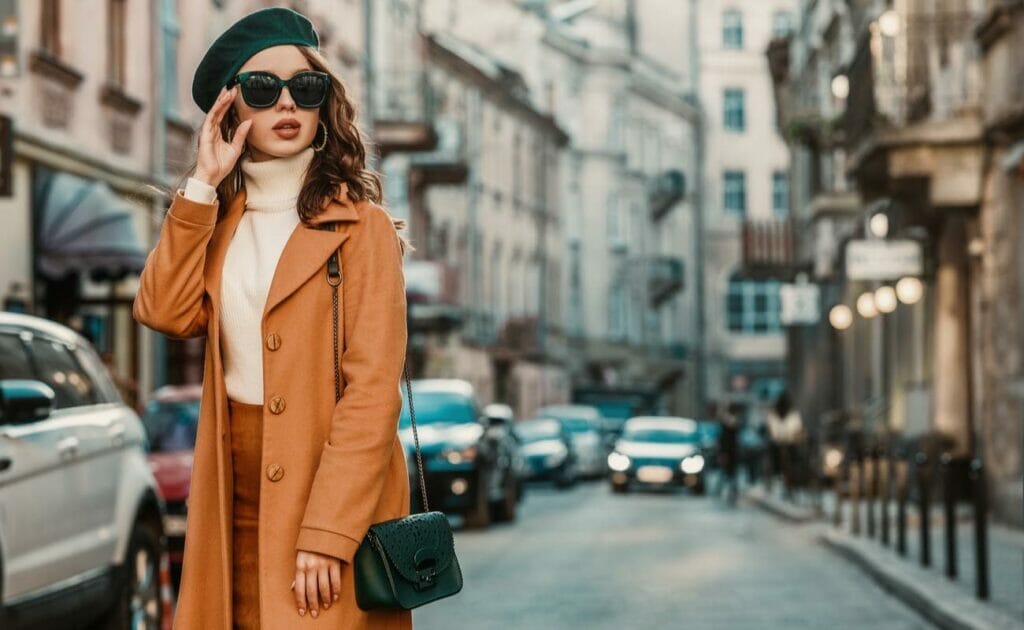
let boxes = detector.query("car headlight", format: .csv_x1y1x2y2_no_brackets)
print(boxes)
607,451,631,472
680,455,705,474
824,448,843,471
442,445,478,464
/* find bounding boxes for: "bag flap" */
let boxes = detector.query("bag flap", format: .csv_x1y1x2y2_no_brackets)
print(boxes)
367,511,456,583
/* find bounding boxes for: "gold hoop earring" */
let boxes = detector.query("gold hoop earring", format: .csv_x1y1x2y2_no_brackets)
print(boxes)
312,120,328,151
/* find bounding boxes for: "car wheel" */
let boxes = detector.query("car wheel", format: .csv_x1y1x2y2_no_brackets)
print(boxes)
463,469,492,529
93,518,163,630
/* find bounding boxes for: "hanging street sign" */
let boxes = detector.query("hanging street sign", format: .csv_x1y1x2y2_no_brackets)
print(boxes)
846,239,923,280
780,282,820,325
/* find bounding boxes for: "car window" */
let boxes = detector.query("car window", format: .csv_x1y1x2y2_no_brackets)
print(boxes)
623,428,699,443
143,400,201,451
28,337,100,409
72,345,119,403
0,332,34,380
400,391,478,427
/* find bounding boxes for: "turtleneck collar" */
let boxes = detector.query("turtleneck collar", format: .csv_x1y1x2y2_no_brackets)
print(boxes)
240,146,315,212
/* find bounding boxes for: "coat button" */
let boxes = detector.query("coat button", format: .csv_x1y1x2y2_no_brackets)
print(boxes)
269,396,286,414
266,463,284,482
266,333,281,351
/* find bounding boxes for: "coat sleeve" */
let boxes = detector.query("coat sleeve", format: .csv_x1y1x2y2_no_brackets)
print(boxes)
295,203,408,564
132,190,220,339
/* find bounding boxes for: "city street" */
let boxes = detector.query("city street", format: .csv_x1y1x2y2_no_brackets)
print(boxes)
414,481,934,629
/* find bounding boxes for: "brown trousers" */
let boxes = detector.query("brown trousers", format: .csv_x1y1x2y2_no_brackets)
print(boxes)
229,398,263,630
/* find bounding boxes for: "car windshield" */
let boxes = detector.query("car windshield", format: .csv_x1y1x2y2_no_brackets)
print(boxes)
560,418,596,433
399,390,477,428
623,428,699,444
142,400,201,452
515,420,562,442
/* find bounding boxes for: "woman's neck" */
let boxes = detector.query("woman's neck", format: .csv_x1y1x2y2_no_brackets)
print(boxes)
240,146,315,212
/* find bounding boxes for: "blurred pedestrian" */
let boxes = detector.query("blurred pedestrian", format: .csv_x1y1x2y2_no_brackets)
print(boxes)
766,391,804,499
717,403,741,506
133,7,413,629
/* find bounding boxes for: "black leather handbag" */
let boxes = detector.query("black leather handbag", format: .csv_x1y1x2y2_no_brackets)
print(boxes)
321,222,464,611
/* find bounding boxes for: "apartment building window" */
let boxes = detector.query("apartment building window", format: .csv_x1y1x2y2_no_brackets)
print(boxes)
727,276,782,333
108,0,127,86
608,282,626,340
723,170,746,215
772,11,794,38
772,170,789,217
41,0,60,55
723,88,745,132
722,9,743,49
607,193,627,249
161,0,180,115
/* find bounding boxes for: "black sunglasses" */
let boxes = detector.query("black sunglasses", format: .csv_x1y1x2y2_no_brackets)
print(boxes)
226,70,330,109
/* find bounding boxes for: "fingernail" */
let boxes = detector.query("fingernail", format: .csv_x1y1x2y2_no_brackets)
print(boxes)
311,610,319,618
298,609,305,616
333,594,339,601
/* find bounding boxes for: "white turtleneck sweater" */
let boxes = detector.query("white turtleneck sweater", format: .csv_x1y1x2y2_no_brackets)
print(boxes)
182,146,316,404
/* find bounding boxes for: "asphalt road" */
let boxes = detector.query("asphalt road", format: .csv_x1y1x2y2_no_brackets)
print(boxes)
412,479,935,629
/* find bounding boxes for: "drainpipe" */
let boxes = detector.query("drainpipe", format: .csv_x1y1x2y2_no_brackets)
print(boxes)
688,0,707,414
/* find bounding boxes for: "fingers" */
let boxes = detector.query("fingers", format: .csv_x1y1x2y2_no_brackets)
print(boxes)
230,119,253,154
292,572,307,617
317,565,332,610
305,568,320,617
329,561,342,604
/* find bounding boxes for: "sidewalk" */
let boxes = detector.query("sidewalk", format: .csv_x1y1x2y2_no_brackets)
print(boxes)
747,485,1024,630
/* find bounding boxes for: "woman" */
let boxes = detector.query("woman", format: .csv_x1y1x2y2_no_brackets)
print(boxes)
133,7,413,629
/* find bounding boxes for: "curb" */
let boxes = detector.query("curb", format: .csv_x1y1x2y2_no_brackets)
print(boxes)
819,529,1024,630
744,487,819,523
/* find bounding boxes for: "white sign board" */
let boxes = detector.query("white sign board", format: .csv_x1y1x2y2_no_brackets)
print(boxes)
846,239,923,280
780,283,820,325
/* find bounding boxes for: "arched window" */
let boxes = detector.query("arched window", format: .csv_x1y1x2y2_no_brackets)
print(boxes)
726,275,782,333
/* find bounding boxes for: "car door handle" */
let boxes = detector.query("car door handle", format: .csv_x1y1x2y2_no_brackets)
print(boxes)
57,436,80,458
108,423,126,447
0,456,11,472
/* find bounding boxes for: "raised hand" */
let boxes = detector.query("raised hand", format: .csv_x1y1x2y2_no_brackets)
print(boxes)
194,85,252,188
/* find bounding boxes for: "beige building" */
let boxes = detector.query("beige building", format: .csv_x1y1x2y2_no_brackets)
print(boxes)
696,0,796,413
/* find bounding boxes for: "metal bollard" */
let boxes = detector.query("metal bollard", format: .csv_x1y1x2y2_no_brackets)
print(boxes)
867,449,877,539
969,459,989,600
915,452,931,568
941,453,957,580
896,457,908,557
850,462,861,536
881,448,891,547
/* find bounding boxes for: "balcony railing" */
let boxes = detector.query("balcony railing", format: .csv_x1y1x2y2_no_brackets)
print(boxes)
741,219,794,274
409,115,468,185
374,68,439,155
647,169,686,221
648,256,684,308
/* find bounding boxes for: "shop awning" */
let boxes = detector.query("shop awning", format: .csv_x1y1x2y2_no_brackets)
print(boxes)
33,167,148,281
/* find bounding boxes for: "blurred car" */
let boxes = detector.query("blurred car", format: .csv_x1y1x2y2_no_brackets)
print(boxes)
140,383,203,592
0,312,166,630
399,379,521,528
607,416,707,494
513,418,579,487
533,404,607,477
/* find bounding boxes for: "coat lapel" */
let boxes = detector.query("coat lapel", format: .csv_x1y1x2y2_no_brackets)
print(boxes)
203,182,361,319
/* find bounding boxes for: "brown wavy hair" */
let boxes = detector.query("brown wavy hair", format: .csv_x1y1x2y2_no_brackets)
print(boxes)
166,45,412,254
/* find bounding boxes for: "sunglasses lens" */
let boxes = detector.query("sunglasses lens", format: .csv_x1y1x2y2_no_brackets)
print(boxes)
290,73,328,108
240,74,279,107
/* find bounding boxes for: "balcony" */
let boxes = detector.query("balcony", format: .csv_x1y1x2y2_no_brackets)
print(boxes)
741,219,794,276
374,69,439,157
843,7,985,206
405,260,463,333
648,256,684,308
647,169,686,221
409,115,468,186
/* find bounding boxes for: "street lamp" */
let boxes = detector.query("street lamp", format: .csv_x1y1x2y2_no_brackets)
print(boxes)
857,292,879,318
874,285,897,313
869,213,889,239
829,304,853,330
896,277,924,304
878,9,901,37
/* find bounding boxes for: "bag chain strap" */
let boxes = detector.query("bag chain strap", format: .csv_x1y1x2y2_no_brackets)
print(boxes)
324,221,430,514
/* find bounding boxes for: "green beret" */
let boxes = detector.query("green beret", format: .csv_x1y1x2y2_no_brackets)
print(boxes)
191,7,319,113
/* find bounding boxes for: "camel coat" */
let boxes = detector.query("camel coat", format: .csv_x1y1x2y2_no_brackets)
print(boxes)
133,182,413,629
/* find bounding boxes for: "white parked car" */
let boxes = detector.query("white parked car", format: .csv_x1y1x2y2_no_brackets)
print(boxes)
0,312,167,630
534,405,608,479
